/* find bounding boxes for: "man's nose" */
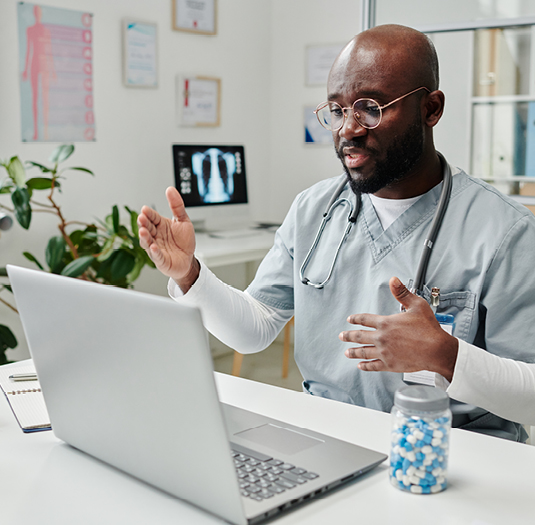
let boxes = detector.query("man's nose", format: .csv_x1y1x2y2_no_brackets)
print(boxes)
338,110,367,141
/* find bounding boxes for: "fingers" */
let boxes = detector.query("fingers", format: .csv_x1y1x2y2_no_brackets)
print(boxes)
166,187,189,222
346,312,381,328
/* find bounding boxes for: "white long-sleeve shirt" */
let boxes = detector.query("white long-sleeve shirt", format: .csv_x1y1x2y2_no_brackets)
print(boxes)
169,263,535,426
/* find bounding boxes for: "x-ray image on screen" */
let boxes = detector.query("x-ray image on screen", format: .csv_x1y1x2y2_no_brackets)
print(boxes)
173,145,248,207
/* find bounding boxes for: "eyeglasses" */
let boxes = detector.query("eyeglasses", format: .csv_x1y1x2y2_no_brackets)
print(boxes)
314,86,430,132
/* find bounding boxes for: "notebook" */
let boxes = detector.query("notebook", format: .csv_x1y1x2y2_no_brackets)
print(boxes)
7,265,386,525
0,361,51,432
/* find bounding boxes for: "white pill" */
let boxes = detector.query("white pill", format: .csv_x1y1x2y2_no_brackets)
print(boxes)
422,446,432,454
432,468,443,477
410,485,423,494
399,448,407,458
431,438,441,447
406,466,416,477
433,430,444,439
414,470,426,479
431,483,443,493
403,475,411,486
423,459,432,466
427,453,437,461
396,469,403,481
390,476,399,487
406,451,416,462
393,445,400,455
409,475,420,485
406,434,417,444
413,430,424,440
437,476,445,484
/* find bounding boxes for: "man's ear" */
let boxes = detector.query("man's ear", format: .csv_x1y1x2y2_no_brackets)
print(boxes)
422,90,445,128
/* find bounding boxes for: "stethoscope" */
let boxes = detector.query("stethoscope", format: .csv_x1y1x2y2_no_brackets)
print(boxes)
299,152,453,296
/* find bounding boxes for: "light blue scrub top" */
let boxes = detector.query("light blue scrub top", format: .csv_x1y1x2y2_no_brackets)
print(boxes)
247,169,535,441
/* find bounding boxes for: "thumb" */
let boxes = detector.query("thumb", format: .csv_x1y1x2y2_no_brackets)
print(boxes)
389,276,418,311
165,187,189,222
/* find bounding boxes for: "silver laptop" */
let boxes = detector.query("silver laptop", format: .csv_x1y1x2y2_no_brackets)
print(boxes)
7,265,386,525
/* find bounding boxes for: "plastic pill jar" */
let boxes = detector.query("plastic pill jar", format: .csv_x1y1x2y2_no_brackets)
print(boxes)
389,385,451,494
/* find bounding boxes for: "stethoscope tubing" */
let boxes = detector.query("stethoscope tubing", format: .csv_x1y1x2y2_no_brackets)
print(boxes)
299,152,452,293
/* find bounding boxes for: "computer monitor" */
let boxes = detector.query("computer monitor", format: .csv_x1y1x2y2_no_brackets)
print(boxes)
172,144,250,231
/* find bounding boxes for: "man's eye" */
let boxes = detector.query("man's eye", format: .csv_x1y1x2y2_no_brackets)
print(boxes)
330,107,343,117
363,104,380,114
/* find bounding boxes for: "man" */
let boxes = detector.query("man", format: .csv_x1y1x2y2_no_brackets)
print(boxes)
138,25,535,440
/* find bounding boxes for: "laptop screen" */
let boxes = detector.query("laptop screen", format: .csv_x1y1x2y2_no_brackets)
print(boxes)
172,144,248,207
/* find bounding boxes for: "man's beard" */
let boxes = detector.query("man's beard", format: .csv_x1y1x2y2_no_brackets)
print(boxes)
337,118,424,195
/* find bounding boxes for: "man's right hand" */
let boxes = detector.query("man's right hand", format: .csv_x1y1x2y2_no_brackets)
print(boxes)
137,187,199,292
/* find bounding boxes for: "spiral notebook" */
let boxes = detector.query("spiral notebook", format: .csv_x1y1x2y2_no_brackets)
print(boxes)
0,360,51,433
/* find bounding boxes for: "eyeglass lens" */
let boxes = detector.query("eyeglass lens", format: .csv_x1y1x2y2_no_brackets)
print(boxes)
316,99,382,131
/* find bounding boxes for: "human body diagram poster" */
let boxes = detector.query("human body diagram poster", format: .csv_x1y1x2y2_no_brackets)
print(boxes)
17,3,95,142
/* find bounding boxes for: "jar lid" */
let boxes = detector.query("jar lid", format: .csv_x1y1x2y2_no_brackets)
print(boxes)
394,385,450,413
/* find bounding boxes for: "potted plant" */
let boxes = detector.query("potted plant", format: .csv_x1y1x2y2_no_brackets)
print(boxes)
0,144,155,364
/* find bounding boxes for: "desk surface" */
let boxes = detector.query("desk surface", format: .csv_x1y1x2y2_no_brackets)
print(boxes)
1,364,534,525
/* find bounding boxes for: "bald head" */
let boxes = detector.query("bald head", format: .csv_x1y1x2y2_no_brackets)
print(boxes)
330,25,439,96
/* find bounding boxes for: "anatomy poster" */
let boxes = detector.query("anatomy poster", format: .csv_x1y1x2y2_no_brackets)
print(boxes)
18,3,95,142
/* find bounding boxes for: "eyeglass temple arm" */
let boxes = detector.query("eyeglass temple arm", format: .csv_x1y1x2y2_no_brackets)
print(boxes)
379,86,431,110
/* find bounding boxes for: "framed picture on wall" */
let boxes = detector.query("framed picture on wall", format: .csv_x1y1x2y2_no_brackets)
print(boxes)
172,0,217,35
304,105,333,145
306,44,344,86
177,75,221,127
122,19,158,88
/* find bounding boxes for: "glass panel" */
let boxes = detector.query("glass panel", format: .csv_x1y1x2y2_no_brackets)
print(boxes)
376,0,535,28
473,27,531,96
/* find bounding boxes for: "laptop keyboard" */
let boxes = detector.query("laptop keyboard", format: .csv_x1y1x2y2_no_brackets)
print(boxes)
230,443,319,502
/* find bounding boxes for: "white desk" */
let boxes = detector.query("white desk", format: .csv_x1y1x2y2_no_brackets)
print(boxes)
1,363,534,525
195,229,275,269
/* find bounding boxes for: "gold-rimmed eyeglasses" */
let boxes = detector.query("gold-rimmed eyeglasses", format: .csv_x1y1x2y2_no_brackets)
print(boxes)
314,86,430,132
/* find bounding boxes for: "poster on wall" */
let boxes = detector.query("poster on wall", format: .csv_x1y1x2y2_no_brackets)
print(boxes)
177,76,220,127
306,44,344,86
122,20,158,88
304,106,333,145
17,2,95,142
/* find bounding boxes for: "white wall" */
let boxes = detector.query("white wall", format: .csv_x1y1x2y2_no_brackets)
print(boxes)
268,0,361,219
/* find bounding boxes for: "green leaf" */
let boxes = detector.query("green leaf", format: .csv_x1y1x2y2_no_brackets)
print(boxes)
49,144,74,164
0,324,18,351
26,177,56,190
23,251,44,270
61,255,94,278
26,161,53,173
0,178,14,193
125,206,139,237
110,250,136,282
112,205,120,234
11,187,31,229
45,236,67,273
97,237,115,262
65,167,94,176
7,157,26,187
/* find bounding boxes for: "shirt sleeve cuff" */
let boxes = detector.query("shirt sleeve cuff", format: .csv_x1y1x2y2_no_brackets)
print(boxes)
167,259,209,302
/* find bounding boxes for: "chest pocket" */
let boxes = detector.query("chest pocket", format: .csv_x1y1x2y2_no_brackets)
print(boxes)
411,282,477,341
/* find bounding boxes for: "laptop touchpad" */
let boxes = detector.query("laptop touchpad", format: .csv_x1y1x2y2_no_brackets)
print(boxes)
235,424,323,456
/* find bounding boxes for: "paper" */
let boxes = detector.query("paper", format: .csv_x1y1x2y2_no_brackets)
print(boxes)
0,361,51,432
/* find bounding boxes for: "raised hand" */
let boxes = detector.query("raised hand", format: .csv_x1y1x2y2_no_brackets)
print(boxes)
137,187,199,290
339,277,458,381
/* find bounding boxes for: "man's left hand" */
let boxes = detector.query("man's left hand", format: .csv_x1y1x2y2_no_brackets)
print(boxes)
339,276,458,381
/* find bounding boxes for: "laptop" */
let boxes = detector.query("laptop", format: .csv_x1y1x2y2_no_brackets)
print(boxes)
7,265,386,525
